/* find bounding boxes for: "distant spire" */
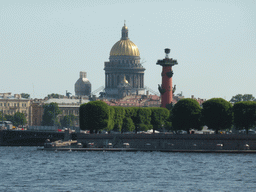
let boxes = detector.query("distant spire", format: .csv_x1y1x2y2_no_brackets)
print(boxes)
121,21,128,40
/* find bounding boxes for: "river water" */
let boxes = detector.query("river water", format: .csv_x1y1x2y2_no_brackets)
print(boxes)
0,147,255,192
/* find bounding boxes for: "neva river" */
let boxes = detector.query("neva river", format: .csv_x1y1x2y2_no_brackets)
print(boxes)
0,147,255,192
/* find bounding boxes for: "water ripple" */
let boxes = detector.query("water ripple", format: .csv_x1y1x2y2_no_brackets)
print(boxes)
0,147,256,191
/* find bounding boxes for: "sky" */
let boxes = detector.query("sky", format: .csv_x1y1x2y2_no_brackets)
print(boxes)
1,0,255,100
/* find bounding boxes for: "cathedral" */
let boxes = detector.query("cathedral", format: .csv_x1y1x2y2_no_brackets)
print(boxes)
104,23,145,98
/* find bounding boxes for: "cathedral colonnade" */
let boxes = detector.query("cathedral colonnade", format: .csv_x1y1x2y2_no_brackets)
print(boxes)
105,73,144,89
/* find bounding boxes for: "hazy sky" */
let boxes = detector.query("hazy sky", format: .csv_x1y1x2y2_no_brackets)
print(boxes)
1,0,255,100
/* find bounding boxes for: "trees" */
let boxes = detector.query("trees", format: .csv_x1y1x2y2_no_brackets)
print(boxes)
172,98,202,134
233,101,256,134
47,93,64,99
60,114,77,127
41,102,61,126
132,108,152,132
20,93,30,99
0,112,6,122
112,106,126,132
202,98,233,134
130,108,139,133
230,94,243,103
79,101,109,133
13,112,27,127
79,103,87,130
150,107,169,133
106,106,115,132
2,112,26,127
122,107,136,132
122,117,135,132
60,115,72,127
4,114,12,122
164,107,174,132
230,94,255,103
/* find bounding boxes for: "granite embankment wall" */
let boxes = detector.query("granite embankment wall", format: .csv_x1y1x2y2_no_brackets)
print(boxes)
77,133,256,150
0,130,76,146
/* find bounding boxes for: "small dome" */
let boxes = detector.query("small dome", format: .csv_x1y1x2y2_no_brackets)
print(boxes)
122,25,128,30
75,71,91,96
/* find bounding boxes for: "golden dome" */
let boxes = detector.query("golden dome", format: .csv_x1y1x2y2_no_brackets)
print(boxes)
110,39,140,56
110,24,140,57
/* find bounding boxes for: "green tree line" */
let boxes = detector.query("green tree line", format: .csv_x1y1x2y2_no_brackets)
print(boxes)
0,111,27,127
80,97,256,135
80,100,170,134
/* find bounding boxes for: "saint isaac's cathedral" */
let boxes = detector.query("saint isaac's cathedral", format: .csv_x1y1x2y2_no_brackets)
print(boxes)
75,23,146,99
104,23,145,98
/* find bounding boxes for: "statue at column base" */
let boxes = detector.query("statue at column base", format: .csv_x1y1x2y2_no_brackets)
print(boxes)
158,84,166,95
166,70,174,78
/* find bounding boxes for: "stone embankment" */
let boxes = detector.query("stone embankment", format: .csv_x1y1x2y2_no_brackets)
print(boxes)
77,133,256,151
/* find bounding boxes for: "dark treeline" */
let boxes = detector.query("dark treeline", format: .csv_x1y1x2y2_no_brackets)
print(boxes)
0,111,27,127
80,100,169,134
79,98,256,134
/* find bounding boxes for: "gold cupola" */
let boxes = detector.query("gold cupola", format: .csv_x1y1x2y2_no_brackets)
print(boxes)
122,75,129,84
110,24,140,57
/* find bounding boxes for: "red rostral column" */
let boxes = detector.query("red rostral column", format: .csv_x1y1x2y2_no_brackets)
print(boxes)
157,48,178,108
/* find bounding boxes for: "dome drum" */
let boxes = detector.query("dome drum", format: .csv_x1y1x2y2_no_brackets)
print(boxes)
104,61,145,70
109,55,140,61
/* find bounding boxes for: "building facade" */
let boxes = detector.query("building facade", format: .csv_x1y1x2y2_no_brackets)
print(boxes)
31,96,90,127
0,93,32,125
104,24,145,98
31,100,44,126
